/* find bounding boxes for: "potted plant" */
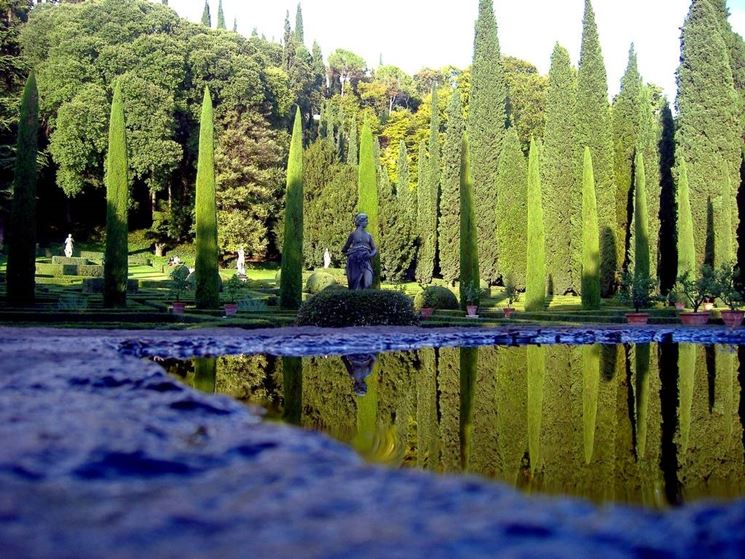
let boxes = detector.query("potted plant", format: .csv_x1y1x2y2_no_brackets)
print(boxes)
676,265,717,325
667,285,685,311
224,274,245,316
715,262,744,328
502,279,519,318
169,264,190,314
618,270,656,325
462,283,480,317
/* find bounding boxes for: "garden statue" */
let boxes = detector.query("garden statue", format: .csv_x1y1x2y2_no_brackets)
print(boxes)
341,353,378,396
342,213,377,290
64,234,74,258
323,248,331,269
236,247,246,276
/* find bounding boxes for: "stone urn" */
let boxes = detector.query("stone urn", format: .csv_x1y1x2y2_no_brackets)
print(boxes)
224,303,238,316
503,307,515,318
172,302,186,315
679,312,710,326
625,312,650,325
720,310,744,329
420,307,434,318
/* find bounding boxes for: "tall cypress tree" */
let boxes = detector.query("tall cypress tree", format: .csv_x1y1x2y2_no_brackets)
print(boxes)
467,0,506,284
716,161,734,266
633,152,650,279
379,141,415,281
201,0,211,27
459,134,480,310
6,72,39,305
496,127,527,289
416,139,429,281
358,122,380,288
637,85,662,280
232,18,237,32
581,147,601,309
347,116,358,166
195,87,219,309
542,43,578,295
103,84,129,308
657,101,677,292
576,0,617,295
280,108,304,308
525,138,546,311
677,0,740,268
677,157,696,277
439,88,465,284
416,92,439,284
294,3,304,43
216,0,225,29
396,140,416,279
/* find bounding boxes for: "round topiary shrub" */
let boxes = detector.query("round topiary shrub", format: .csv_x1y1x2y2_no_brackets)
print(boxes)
297,289,419,327
305,271,338,294
414,285,459,310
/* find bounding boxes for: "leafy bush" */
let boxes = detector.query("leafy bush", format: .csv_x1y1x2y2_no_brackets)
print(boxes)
714,262,743,310
414,285,459,310
35,263,64,276
676,264,717,312
52,256,90,266
77,264,104,278
297,289,419,327
305,271,338,294
618,270,657,311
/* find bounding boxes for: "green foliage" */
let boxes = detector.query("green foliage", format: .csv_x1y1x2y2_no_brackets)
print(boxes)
415,140,429,283
103,84,128,308
414,285,459,310
294,3,304,43
633,152,650,279
496,127,527,289
715,162,734,267
618,270,656,311
504,56,548,147
347,115,358,165
357,122,380,287
459,134,480,310
201,0,211,27
637,85,662,280
714,262,743,310
581,147,600,309
503,276,520,306
280,107,304,309
439,88,465,284
576,0,617,295
305,271,338,294
677,157,696,277
328,49,366,96
542,43,578,295
676,264,717,312
6,72,38,305
195,87,219,309
224,274,247,303
169,264,190,301
297,289,418,327
468,0,506,283
416,88,440,284
216,0,225,30
525,138,545,311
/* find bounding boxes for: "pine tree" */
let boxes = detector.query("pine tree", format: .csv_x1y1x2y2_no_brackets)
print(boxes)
439,87,465,284
6,72,39,305
677,157,696,277
415,140,429,282
280,107,304,308
416,90,440,284
358,122,380,287
347,116,358,166
294,3,304,44
459,134,479,309
576,0,617,295
677,0,740,268
525,138,545,311
581,147,600,309
633,152,650,279
102,84,129,308
467,0,506,284
542,43,578,295
195,87,219,309
201,0,211,27
216,0,225,29
496,127,527,289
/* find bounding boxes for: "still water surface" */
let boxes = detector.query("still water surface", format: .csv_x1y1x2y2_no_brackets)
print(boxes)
158,343,745,507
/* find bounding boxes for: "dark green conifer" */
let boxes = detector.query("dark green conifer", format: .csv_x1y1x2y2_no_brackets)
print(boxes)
416,90,440,284
6,72,39,305
280,107,304,308
415,140,429,282
467,0,507,284
439,88,465,284
496,127,527,289
633,152,650,279
216,0,225,29
576,0,617,295
295,3,304,43
103,84,129,308
357,122,380,287
201,0,211,27
395,140,416,279
637,85,661,279
716,161,734,266
542,43,578,294
347,116,358,166
581,147,600,309
459,134,479,309
677,157,696,277
232,18,237,32
525,138,545,311
195,87,219,309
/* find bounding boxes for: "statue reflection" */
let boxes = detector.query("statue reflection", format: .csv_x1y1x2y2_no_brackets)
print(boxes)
342,353,378,396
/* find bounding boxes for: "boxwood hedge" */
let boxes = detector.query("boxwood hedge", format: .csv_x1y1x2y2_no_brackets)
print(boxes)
296,289,418,327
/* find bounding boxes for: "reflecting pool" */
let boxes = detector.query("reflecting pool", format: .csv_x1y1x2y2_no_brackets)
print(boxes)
157,343,745,507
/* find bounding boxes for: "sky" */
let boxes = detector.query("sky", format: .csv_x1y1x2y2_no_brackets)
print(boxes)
161,0,745,102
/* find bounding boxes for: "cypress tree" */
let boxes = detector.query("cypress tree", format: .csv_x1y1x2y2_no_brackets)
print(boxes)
467,0,507,284
542,43,578,295
201,0,211,27
677,0,740,268
416,139,429,277
6,72,39,305
195,87,219,309
658,101,677,293
677,157,696,277
380,143,415,282
581,147,601,309
295,3,304,43
395,140,416,279
716,161,734,266
216,0,225,29
459,134,479,310
439,87,465,284
357,122,380,287
233,18,237,32
103,84,129,308
280,107,304,308
347,116,358,166
576,0,617,295
637,85,662,280
633,152,650,279
416,88,440,284
496,127,527,289
525,138,546,311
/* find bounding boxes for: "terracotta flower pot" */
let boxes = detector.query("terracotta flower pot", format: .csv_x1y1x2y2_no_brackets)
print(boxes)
172,302,185,315
503,307,515,318
720,310,744,329
679,312,710,326
674,302,685,311
466,305,478,317
224,303,238,316
625,312,650,325
420,307,434,318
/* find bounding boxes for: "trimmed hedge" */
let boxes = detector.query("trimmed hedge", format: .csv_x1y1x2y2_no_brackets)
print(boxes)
52,256,90,265
128,254,152,266
83,278,139,294
305,271,337,293
297,289,418,327
36,263,63,276
80,250,104,261
35,263,103,277
414,285,459,310
78,265,104,278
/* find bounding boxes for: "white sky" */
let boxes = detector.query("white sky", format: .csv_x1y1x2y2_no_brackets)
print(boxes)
161,0,745,101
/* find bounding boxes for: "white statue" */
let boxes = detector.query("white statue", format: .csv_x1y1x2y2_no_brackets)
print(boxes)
237,247,246,276
64,234,74,258
323,248,331,269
